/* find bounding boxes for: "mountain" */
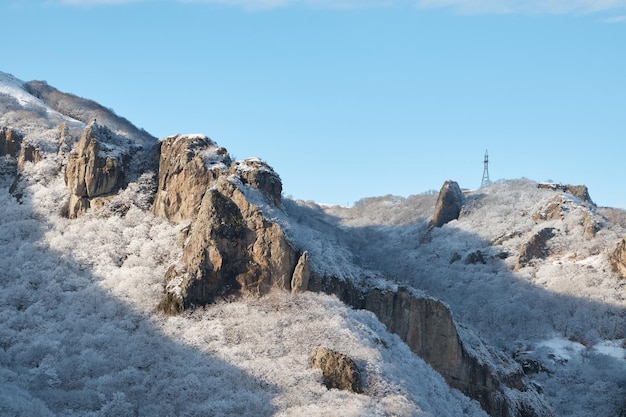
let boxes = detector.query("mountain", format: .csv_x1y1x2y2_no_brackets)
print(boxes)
1,71,625,416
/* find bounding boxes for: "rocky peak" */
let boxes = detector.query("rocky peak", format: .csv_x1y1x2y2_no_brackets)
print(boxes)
64,120,129,218
229,158,282,206
152,134,231,222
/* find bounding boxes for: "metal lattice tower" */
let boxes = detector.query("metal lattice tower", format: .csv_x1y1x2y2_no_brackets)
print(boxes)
481,149,491,188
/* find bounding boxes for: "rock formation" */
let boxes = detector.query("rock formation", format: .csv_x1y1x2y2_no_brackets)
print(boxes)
516,228,555,270
17,143,42,170
307,276,552,417
0,126,22,157
229,158,282,206
309,347,363,393
430,180,465,228
158,175,299,313
64,120,129,218
610,238,626,279
537,182,594,205
291,251,311,294
152,134,231,222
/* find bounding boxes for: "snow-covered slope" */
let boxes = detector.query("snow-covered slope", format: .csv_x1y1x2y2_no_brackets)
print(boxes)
314,179,626,416
0,72,488,416
2,70,625,416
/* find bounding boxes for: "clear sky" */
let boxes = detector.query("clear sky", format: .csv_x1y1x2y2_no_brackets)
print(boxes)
2,0,625,207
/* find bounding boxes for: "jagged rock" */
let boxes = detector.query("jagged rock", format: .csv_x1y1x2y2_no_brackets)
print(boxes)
0,126,22,157
533,195,566,221
430,180,465,228
308,276,552,417
152,134,231,222
309,347,363,393
57,122,73,160
538,183,594,205
229,158,282,206
610,238,626,279
291,251,311,294
532,195,601,239
64,120,128,218
581,210,601,239
17,143,42,170
516,228,556,270
158,177,298,312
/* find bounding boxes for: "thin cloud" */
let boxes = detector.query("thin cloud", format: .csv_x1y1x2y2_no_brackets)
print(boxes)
56,0,145,5
48,0,626,14
604,14,626,22
415,0,626,15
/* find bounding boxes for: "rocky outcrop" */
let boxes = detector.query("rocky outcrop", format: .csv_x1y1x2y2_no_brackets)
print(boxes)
532,196,567,222
430,180,465,228
516,228,555,270
229,158,282,206
0,126,22,157
532,195,600,239
291,251,311,294
538,183,594,205
64,120,128,218
309,347,363,393
610,238,626,279
17,143,42,170
158,176,299,313
152,134,231,222
308,275,552,417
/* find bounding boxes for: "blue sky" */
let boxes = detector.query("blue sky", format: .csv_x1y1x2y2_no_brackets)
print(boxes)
2,0,625,207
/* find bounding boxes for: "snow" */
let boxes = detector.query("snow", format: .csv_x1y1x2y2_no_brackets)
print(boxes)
3,73,626,416
0,144,486,415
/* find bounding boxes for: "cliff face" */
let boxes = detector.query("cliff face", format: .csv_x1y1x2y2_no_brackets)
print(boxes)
152,134,231,222
156,158,302,313
308,275,551,417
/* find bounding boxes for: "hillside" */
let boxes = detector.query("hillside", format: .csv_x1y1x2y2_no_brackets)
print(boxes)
1,71,625,416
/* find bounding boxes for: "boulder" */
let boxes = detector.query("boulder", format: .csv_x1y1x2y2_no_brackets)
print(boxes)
158,176,299,312
64,120,128,218
430,180,465,228
152,134,231,222
309,347,363,394
610,238,626,279
516,228,555,270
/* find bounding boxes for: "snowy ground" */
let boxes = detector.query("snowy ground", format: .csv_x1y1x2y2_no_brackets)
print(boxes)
0,164,487,417
311,179,626,416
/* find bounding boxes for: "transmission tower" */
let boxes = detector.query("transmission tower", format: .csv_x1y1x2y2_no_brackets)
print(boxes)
481,149,491,188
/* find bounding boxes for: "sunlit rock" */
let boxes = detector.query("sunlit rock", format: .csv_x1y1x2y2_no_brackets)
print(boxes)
64,120,128,218
610,238,626,279
152,134,230,222
309,347,363,393
158,176,298,312
430,180,465,228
